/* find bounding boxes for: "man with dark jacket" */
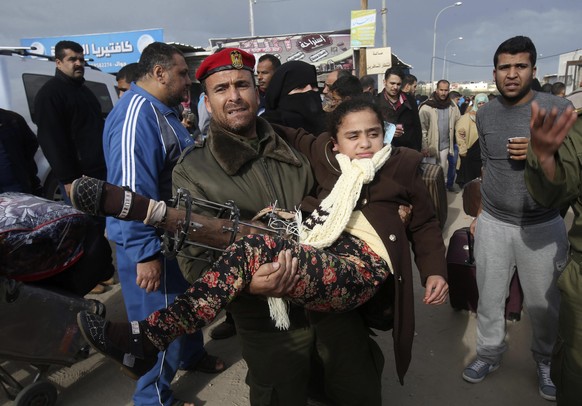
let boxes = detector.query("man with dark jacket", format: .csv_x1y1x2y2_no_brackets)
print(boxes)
376,67,422,151
34,40,114,294
174,47,384,406
34,40,107,198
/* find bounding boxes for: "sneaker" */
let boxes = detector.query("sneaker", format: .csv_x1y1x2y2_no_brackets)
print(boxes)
462,358,500,383
537,361,556,401
76,311,157,380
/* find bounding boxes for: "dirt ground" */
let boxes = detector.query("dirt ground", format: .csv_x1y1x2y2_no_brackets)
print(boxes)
1,190,562,406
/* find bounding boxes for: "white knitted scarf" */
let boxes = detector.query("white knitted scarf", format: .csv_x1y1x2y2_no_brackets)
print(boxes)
268,143,393,329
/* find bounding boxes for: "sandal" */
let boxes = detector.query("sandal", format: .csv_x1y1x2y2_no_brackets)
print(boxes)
77,311,157,380
184,352,226,374
87,299,106,317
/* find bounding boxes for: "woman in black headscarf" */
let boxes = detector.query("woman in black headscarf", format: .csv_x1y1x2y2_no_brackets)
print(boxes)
261,60,326,135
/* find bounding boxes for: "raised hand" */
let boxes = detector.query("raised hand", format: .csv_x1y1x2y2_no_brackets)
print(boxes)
529,101,577,179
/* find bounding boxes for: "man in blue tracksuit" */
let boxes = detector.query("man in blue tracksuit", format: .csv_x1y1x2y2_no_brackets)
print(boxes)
103,42,222,406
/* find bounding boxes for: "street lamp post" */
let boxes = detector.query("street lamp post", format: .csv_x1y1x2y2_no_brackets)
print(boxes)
381,0,387,47
249,0,257,37
430,2,462,92
442,36,463,80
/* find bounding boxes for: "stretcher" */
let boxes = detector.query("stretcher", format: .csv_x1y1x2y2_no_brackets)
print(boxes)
0,278,103,405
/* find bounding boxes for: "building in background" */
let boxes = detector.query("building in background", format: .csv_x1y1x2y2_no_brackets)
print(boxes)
541,49,582,94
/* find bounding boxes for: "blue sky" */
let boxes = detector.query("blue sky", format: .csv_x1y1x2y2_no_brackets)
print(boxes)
1,0,580,82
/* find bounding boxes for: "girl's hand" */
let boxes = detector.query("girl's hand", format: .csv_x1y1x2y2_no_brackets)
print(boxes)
423,275,448,305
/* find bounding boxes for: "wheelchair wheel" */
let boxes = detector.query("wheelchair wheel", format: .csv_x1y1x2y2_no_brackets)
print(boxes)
14,380,57,406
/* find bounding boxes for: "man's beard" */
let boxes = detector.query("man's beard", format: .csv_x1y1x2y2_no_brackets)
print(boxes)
225,120,254,136
168,93,187,108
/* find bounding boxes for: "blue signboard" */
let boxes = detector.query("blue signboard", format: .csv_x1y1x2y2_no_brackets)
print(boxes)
21,29,164,73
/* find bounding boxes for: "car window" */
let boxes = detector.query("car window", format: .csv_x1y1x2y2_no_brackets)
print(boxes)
22,74,51,124
85,81,114,117
22,73,114,123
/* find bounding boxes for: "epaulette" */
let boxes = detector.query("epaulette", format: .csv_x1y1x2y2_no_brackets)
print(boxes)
177,139,206,164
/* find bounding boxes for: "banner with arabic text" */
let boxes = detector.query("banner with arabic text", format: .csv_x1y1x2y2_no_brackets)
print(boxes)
210,29,353,74
21,29,163,73
366,47,392,75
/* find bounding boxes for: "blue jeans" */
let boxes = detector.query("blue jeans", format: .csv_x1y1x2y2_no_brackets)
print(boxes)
446,144,459,189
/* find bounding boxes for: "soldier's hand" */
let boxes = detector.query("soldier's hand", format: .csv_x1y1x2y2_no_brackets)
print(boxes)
530,102,577,162
247,249,299,297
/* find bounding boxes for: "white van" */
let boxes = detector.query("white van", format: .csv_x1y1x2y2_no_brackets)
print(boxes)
0,48,118,200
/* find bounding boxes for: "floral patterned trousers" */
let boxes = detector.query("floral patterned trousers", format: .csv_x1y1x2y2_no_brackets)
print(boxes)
144,233,389,350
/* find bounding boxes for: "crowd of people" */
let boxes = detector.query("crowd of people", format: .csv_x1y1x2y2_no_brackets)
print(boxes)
2,34,582,406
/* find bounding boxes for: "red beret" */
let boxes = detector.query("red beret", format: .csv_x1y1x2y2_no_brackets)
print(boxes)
196,48,256,81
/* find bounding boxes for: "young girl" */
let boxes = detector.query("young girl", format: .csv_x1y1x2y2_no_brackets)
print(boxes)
78,98,448,381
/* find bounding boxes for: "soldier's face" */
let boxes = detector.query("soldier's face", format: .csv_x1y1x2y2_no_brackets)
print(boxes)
204,70,259,138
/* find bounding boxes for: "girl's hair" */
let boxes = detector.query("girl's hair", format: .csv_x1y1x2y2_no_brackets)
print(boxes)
327,97,385,139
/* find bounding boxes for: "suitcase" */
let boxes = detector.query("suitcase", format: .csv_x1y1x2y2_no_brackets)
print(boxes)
420,162,448,229
446,227,524,320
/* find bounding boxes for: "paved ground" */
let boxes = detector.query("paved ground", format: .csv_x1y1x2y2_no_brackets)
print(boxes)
1,189,564,405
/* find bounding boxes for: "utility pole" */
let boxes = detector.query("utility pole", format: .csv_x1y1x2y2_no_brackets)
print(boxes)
382,0,387,48
359,0,368,77
249,0,256,37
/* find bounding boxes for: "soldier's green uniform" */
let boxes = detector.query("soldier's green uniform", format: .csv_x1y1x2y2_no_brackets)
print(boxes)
525,108,582,406
173,117,384,406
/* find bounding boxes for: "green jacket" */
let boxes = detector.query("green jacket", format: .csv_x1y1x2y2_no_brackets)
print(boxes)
525,114,582,252
172,117,315,329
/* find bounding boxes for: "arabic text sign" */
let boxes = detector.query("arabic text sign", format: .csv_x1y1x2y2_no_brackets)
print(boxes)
21,29,163,73
351,9,376,48
210,31,353,73
366,47,392,75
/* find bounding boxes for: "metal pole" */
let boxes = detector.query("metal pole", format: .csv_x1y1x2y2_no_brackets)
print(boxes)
249,0,255,37
359,0,368,77
442,36,462,80
430,2,462,93
382,0,387,48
